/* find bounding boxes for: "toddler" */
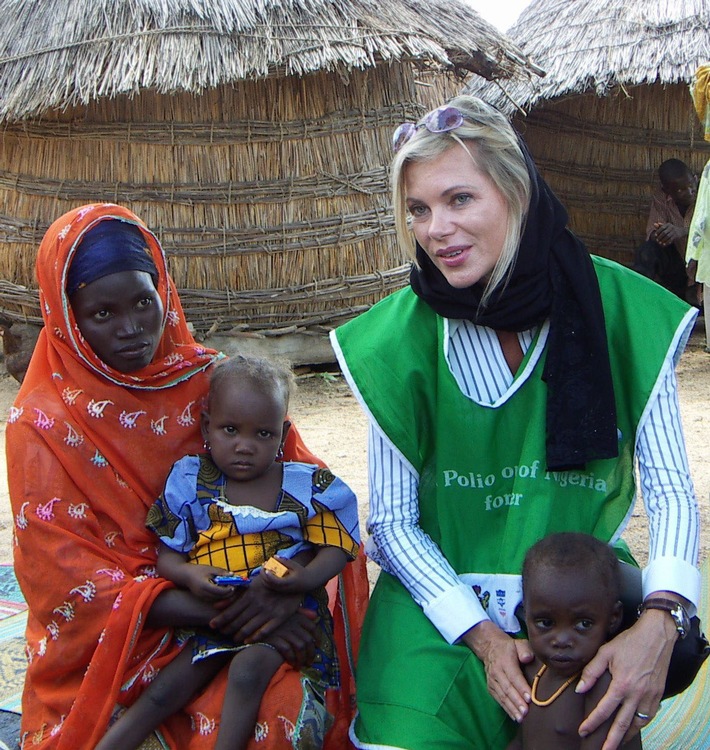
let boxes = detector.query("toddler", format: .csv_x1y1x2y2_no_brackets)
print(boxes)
96,355,360,750
507,532,642,750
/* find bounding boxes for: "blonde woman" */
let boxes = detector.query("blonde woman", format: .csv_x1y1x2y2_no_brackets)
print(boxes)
331,96,700,750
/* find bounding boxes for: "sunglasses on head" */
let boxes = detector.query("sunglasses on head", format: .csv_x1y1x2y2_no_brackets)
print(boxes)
392,106,465,153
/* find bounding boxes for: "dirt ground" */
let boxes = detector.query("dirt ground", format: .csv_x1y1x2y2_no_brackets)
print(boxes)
0,322,708,577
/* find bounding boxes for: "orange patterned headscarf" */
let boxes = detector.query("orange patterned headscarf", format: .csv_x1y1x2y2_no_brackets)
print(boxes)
33,202,218,390
692,65,710,142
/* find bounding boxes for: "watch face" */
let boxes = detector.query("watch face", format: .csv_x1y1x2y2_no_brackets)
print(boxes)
673,604,690,635
664,603,689,638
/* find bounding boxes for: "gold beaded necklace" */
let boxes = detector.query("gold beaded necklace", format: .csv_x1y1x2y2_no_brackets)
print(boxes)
530,664,582,707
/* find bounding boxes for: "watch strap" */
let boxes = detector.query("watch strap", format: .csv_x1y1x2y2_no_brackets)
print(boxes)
637,597,689,638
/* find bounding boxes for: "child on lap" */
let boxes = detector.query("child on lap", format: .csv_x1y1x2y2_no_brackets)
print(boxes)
96,355,360,750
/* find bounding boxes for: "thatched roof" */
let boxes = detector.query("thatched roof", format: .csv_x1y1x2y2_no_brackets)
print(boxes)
0,0,539,122
469,0,710,112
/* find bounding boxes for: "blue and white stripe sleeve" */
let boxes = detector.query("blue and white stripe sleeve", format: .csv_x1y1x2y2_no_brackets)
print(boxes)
636,359,701,610
366,426,489,644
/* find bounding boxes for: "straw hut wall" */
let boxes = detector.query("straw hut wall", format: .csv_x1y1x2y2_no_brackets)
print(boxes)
0,0,536,341
468,0,710,266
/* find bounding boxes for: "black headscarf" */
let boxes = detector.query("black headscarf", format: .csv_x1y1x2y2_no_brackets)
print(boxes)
410,139,618,471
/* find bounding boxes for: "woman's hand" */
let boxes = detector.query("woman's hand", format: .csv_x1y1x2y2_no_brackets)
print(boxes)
263,608,319,667
576,608,678,750
209,573,303,643
462,620,534,723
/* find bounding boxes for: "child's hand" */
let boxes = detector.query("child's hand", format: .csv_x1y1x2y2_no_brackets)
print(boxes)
183,564,239,602
261,556,312,594
209,572,303,643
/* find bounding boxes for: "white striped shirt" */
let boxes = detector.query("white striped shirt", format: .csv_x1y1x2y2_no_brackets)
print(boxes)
365,319,700,644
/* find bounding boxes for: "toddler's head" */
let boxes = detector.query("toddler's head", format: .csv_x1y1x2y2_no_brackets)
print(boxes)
522,532,623,677
201,355,294,481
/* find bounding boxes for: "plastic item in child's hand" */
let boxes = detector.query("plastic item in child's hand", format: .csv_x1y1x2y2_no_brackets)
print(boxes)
263,557,289,578
213,574,251,586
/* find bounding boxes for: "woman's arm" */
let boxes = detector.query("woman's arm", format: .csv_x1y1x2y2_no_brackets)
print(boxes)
636,363,700,607
368,424,533,720
145,587,219,628
577,361,699,750
367,425,489,642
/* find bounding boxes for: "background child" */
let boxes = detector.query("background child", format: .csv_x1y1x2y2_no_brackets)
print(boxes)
96,354,360,750
507,533,642,750
633,158,698,302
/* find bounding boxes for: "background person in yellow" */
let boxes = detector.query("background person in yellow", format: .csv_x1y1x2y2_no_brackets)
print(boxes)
687,64,710,353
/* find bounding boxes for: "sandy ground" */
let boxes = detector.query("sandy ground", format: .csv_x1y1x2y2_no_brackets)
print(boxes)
0,322,708,579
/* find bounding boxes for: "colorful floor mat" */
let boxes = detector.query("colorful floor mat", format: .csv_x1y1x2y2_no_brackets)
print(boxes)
0,564,27,714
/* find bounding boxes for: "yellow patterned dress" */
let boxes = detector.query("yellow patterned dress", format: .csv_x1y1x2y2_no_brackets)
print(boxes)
146,454,360,692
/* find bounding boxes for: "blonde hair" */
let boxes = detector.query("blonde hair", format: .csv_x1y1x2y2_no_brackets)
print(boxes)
391,95,531,305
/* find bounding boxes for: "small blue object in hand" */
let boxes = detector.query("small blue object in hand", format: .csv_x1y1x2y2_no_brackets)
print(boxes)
213,575,251,586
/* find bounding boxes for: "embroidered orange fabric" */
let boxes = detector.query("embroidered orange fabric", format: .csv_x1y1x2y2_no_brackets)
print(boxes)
7,204,367,749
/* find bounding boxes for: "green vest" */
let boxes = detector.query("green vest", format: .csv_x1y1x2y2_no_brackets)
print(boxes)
332,257,693,750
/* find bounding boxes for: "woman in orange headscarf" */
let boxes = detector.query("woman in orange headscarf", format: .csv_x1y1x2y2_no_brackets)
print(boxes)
6,204,367,749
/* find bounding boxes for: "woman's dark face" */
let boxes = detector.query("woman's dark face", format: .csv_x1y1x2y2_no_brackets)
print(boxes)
70,270,164,373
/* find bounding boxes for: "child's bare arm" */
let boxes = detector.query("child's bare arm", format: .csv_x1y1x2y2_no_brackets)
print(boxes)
156,543,191,584
261,546,350,594
156,542,233,601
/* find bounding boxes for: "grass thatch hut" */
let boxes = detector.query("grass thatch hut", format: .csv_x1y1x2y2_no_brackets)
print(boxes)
0,0,536,356
468,0,710,266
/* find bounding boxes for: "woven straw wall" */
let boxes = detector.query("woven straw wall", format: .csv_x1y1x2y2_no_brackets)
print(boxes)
0,63,452,334
514,84,710,266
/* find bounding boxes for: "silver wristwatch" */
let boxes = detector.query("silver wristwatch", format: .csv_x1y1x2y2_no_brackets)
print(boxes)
637,597,690,639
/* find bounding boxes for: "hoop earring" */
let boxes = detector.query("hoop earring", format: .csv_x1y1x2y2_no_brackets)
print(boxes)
203,440,210,452
277,445,284,459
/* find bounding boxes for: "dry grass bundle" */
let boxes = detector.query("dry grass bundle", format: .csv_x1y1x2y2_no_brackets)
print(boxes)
470,0,710,112
0,66,416,332
0,66,516,334
0,0,536,122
